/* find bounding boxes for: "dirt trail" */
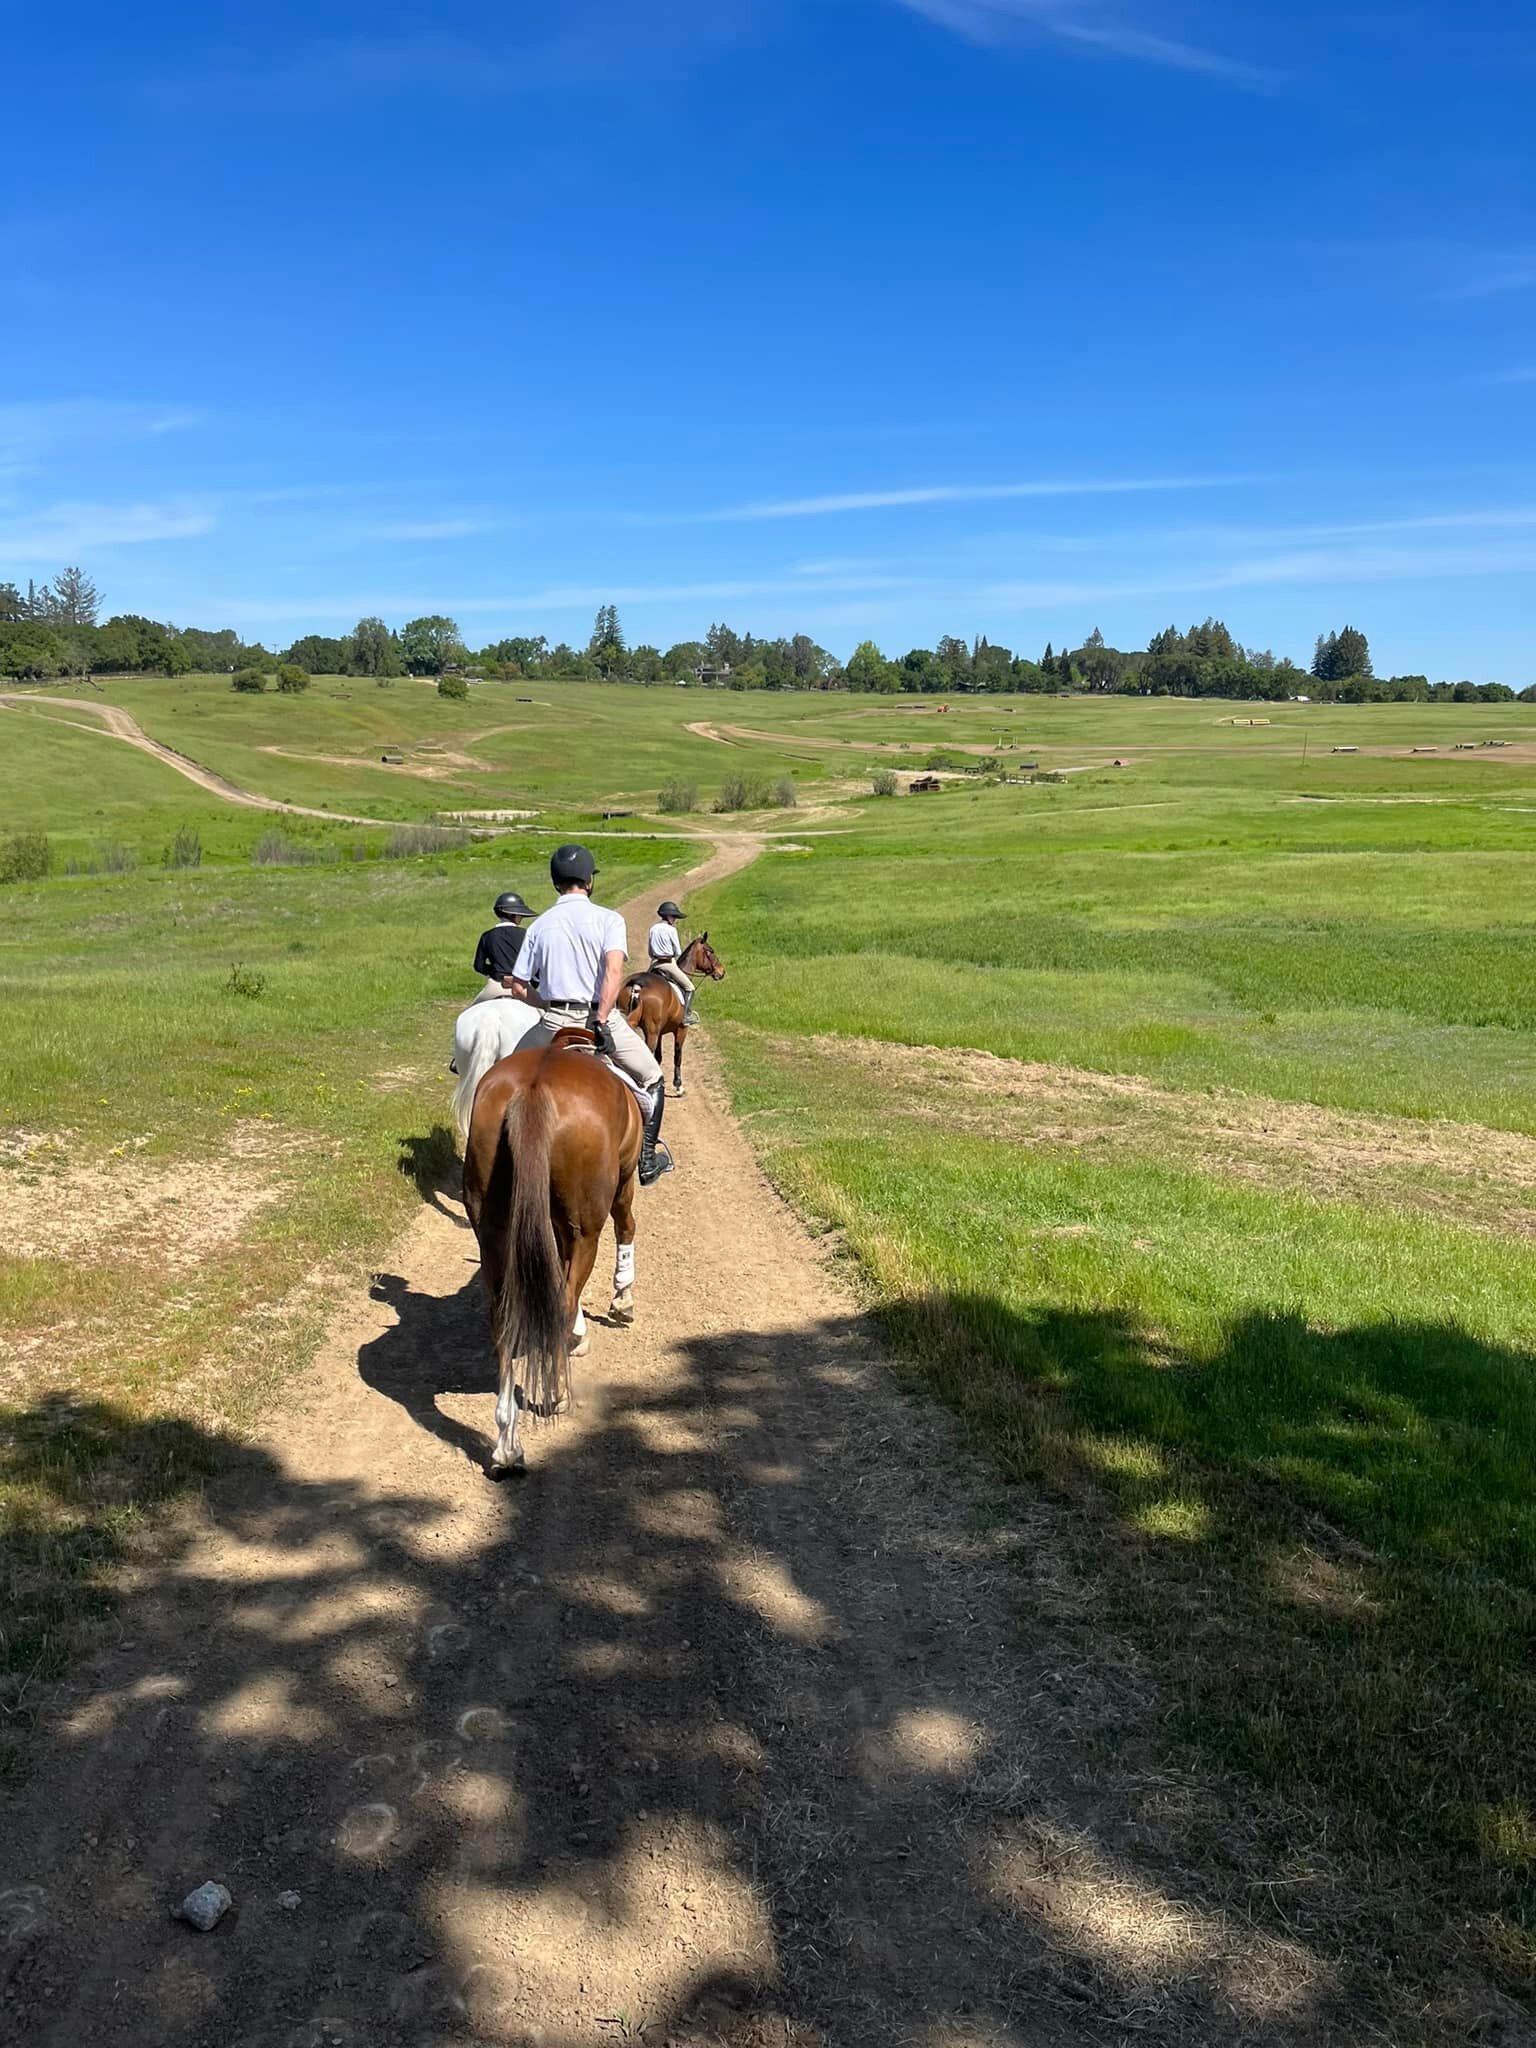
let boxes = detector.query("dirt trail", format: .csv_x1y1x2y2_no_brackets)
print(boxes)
0,692,393,824
1,843,1354,2046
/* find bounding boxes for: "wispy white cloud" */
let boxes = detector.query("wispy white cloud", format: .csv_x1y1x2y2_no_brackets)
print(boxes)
1435,261,1536,302
981,536,1536,610
217,572,915,623
0,498,215,561
683,473,1262,522
362,516,498,542
160,4,761,102
0,400,205,464
893,0,1276,83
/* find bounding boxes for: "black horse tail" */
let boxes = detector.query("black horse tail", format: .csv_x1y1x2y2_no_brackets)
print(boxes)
622,979,644,1015
494,1083,568,1418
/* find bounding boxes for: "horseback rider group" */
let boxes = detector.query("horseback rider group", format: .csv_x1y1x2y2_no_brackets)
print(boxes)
469,845,697,1189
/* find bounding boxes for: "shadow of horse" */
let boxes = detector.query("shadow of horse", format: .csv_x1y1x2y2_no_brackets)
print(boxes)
359,1268,494,1468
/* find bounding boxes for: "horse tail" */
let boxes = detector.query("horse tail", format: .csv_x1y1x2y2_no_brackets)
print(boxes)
494,1082,569,1418
452,1060,481,1152
621,979,644,1016
453,1003,527,1152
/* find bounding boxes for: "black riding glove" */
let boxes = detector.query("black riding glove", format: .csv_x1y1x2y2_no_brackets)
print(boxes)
589,1014,617,1059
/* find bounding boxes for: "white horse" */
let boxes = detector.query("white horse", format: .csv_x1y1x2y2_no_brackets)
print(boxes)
452,995,541,1148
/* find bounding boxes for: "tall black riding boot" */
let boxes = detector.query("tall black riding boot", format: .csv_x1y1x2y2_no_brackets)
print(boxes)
638,1082,673,1186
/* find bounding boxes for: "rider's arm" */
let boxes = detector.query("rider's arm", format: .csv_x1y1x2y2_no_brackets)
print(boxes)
505,930,535,999
593,947,625,1024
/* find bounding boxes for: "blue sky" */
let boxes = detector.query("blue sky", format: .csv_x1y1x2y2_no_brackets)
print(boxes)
3,0,1533,677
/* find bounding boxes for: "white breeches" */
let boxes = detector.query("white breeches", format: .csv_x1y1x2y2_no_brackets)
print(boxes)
650,959,694,998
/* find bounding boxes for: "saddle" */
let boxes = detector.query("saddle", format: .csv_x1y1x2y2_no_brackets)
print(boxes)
548,1026,651,1107
548,1025,599,1054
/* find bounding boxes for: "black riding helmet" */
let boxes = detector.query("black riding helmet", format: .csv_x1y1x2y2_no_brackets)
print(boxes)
550,843,597,888
657,900,683,919
493,890,532,920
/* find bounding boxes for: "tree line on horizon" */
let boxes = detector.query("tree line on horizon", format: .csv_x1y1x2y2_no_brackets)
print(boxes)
1,570,1527,704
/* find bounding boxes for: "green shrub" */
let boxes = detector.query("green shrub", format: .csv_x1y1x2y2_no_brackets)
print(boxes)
773,776,798,808
385,823,470,857
253,829,326,866
164,827,202,870
231,667,267,693
713,773,772,813
63,842,137,877
437,673,469,701
276,664,310,694
1,832,52,883
657,779,697,814
871,769,899,797
225,964,267,998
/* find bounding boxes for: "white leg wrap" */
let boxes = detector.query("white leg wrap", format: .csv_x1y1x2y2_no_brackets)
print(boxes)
571,1304,587,1340
614,1242,635,1291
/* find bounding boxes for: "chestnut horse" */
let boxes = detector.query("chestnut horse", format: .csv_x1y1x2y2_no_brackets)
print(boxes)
620,934,725,1097
462,1031,642,1473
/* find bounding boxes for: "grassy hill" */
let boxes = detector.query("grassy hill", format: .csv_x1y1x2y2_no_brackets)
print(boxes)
4,677,1535,2008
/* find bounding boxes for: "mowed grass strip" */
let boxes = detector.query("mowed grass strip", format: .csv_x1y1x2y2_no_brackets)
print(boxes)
0,834,686,1763
705,796,1536,1131
711,1026,1536,1992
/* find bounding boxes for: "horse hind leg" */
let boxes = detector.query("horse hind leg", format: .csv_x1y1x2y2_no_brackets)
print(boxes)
484,1232,526,1474
565,1230,602,1370
609,1164,638,1325
672,1023,686,1097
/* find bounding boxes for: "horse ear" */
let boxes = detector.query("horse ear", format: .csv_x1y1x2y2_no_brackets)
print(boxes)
701,930,708,942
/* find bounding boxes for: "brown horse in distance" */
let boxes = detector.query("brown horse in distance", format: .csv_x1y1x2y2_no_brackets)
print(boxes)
621,933,725,1097
462,1030,642,1473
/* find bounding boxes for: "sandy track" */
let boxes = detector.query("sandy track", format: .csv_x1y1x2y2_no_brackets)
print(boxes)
1,843,1357,2045
0,693,393,825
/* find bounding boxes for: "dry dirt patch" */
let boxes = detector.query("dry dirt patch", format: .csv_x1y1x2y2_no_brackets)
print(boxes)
0,1119,305,1276
779,1032,1536,1234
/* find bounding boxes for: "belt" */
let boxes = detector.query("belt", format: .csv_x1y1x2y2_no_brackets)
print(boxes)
541,999,591,1015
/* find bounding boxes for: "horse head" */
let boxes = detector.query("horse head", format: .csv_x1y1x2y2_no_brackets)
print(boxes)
688,931,726,981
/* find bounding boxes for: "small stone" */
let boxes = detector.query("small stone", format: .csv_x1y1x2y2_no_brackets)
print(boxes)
178,1881,232,1931
277,1890,302,1911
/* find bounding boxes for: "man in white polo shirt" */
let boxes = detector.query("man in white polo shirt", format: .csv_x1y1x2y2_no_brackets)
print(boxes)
506,844,673,1186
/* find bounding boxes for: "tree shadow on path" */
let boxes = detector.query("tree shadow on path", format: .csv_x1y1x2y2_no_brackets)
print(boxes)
6,1288,1508,2045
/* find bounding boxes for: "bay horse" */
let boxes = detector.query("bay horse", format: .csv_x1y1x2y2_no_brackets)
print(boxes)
461,1031,642,1473
620,934,725,1097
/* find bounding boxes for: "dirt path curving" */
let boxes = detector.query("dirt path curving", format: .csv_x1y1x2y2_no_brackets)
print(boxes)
0,692,394,825
1,842,1365,2046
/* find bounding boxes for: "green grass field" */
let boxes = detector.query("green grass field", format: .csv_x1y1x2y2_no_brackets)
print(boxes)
4,677,1535,2001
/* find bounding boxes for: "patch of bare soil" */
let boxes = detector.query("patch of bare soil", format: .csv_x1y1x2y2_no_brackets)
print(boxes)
0,1121,302,1279
0,851,1501,2046
786,1033,1536,1236
256,746,501,782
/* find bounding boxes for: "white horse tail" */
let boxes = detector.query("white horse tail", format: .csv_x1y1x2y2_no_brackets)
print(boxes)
452,999,539,1151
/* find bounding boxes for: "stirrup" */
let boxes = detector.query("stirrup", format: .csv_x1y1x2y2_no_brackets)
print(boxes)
640,1140,674,1186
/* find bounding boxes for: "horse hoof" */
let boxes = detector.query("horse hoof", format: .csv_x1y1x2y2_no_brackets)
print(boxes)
488,1445,526,1479
672,1084,686,1098
609,1288,635,1325
571,1331,591,1359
